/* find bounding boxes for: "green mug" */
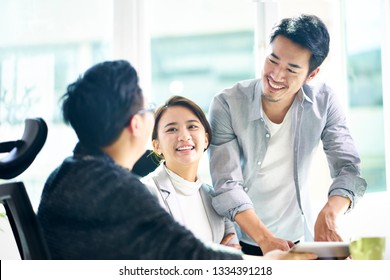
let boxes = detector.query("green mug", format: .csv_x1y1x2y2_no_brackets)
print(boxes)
349,237,386,260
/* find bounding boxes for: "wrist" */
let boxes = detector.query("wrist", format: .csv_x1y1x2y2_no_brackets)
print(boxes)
254,226,274,245
326,195,351,215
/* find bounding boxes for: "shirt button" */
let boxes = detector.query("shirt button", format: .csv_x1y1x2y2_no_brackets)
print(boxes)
243,187,249,192
260,118,264,122
265,133,270,138
257,161,261,165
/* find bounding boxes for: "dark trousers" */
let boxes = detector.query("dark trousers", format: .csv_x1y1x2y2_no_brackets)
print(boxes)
240,241,264,256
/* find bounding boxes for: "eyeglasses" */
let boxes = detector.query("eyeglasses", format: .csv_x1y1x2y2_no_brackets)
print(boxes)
136,102,156,116
125,103,156,128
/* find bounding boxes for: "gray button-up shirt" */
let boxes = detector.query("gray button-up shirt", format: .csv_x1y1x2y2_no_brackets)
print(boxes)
208,79,367,241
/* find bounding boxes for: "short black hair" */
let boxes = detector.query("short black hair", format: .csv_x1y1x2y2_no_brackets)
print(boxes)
62,60,144,148
270,14,330,74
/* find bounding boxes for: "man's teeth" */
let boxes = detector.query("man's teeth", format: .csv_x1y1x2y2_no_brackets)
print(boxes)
177,146,193,151
269,80,284,89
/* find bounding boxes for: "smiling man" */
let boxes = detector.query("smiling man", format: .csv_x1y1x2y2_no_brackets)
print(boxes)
208,14,367,256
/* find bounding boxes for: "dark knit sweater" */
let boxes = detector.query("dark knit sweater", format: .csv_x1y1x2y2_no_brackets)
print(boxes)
37,143,242,260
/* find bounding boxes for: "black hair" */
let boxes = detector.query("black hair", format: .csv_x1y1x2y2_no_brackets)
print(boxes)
270,14,330,74
62,60,144,148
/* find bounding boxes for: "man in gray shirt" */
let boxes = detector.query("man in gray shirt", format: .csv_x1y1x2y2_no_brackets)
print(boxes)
208,14,367,256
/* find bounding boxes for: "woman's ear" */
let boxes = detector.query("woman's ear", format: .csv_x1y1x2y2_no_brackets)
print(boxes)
204,132,209,149
152,139,161,155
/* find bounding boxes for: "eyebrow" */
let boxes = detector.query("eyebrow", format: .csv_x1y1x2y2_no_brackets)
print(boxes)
163,119,200,129
270,53,303,69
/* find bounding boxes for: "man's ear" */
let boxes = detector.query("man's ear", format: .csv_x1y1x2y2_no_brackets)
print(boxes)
306,67,320,83
128,115,141,136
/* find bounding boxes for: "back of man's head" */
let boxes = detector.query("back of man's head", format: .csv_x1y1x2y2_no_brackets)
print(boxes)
269,14,330,74
62,60,144,148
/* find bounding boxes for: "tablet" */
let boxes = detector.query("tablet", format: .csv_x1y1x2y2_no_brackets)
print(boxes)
290,242,350,260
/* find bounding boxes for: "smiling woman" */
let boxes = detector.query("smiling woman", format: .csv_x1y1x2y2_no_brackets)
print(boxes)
142,96,241,250
151,96,211,179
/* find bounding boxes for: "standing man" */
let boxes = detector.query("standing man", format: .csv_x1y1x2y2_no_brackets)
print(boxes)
208,14,367,256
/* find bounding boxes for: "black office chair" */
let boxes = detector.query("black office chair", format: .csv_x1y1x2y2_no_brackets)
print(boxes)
0,118,50,259
132,150,161,177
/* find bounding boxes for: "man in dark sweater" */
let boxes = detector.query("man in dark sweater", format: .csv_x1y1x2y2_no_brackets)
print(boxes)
37,60,315,260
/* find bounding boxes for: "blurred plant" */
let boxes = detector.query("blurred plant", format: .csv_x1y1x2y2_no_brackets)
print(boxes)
0,212,6,232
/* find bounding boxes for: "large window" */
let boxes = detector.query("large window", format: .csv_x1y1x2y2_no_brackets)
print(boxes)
343,0,386,192
0,0,114,209
0,0,114,260
148,0,256,182
1,1,387,208
151,31,255,112
148,0,255,112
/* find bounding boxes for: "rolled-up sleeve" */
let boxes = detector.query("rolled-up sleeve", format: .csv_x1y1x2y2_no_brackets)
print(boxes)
320,87,367,209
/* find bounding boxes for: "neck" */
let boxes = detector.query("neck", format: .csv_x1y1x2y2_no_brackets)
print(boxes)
165,162,198,182
262,94,295,124
101,130,140,171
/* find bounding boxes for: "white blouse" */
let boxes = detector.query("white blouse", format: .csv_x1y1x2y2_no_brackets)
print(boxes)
165,166,213,243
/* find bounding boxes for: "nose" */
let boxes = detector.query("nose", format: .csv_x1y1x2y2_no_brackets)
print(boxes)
270,65,285,82
178,129,191,141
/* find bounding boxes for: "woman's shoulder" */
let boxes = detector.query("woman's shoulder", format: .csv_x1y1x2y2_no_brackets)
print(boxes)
141,164,163,182
140,165,166,194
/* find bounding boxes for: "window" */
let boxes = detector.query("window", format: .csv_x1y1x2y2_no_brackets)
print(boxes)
1,1,387,207
148,0,256,182
148,0,255,112
0,0,114,209
343,0,387,192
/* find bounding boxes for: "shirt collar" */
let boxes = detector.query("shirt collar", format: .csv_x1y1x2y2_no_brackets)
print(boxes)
72,142,117,167
300,85,313,104
248,79,263,121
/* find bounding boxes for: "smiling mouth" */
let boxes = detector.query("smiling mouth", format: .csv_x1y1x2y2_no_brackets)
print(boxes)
176,146,194,151
268,78,285,90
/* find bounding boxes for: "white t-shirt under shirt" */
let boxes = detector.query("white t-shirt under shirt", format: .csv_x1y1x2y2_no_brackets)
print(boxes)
165,167,213,243
240,107,304,246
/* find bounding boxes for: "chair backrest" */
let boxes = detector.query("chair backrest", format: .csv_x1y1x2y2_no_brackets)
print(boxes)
0,117,50,259
0,182,51,259
0,118,48,179
132,149,160,177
